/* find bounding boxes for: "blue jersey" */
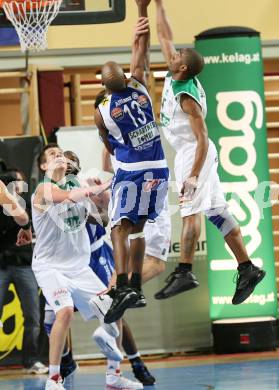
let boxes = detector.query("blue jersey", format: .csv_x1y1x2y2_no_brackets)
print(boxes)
86,223,106,245
86,223,115,287
98,77,167,171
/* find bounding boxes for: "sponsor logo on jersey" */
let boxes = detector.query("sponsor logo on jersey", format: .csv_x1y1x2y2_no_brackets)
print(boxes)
54,288,68,298
132,92,139,100
160,112,171,127
99,256,107,266
129,121,159,147
111,107,124,121
102,97,109,106
115,96,132,107
138,94,148,108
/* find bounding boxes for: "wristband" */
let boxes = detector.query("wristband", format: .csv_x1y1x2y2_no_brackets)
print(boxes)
21,220,31,230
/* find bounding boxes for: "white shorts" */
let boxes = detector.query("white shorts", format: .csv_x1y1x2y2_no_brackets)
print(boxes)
35,266,107,320
175,141,226,218
144,199,171,262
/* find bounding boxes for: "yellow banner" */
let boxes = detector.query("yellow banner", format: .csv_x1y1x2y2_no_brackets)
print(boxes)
0,283,24,360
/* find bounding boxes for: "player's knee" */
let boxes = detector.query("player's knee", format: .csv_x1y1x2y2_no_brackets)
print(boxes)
207,207,238,237
145,256,166,276
56,307,74,326
112,223,132,238
156,260,166,275
44,310,56,336
225,224,241,239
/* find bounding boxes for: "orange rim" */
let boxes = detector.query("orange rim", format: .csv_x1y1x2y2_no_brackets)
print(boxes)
0,0,60,10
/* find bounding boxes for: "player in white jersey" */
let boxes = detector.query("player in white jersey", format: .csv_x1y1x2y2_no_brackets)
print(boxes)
153,0,265,304
32,143,121,390
43,149,144,390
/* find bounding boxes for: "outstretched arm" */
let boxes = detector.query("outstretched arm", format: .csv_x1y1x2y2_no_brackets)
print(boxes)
0,179,29,226
155,0,177,68
130,0,151,84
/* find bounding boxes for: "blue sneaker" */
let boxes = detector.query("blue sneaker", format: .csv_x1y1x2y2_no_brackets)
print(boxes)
132,360,156,386
60,359,78,380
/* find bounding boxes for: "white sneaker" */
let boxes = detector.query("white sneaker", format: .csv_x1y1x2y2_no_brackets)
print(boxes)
93,326,123,361
26,361,49,375
106,370,143,389
45,376,65,390
90,295,119,338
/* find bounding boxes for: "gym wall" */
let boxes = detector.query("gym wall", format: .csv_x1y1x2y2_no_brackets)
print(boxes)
0,0,278,54
47,1,279,49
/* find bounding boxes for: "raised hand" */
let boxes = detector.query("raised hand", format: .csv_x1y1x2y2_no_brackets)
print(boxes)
134,16,149,38
89,178,112,196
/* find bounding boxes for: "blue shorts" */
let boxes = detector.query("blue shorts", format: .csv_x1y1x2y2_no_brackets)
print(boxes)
111,167,169,226
89,241,115,288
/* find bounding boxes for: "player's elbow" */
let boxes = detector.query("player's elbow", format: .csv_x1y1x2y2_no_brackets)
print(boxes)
195,126,208,143
14,211,29,226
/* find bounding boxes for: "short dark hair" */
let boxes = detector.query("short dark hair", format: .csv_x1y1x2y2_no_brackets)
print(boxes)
37,143,60,171
182,48,204,78
7,167,26,182
64,150,81,175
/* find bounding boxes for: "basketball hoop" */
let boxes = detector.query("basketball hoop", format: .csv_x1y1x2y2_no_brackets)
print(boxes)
0,0,63,52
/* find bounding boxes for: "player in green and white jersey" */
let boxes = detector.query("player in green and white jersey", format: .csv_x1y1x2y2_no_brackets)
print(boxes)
31,143,122,390
154,0,265,304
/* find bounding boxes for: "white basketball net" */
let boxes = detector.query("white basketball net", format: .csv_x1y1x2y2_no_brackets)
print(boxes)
2,0,62,52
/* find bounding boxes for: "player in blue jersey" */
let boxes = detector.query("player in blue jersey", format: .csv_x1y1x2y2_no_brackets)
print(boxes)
64,149,156,386
94,0,169,324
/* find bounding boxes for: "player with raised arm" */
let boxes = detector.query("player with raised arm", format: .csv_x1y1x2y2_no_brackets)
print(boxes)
153,0,265,304
43,149,144,389
31,144,120,390
0,179,32,245
94,0,169,324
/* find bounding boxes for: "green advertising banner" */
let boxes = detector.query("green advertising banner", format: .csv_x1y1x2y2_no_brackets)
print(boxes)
195,28,278,320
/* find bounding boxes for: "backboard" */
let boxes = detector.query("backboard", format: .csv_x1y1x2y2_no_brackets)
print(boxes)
0,0,126,27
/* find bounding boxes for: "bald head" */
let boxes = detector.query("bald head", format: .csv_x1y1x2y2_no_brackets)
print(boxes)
101,61,126,92
180,48,204,78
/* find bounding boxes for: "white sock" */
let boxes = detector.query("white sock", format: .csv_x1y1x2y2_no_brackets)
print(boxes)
107,360,120,373
127,352,140,360
49,365,60,378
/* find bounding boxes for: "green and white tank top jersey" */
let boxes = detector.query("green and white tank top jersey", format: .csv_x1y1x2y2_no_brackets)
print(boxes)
160,72,207,152
31,177,91,273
